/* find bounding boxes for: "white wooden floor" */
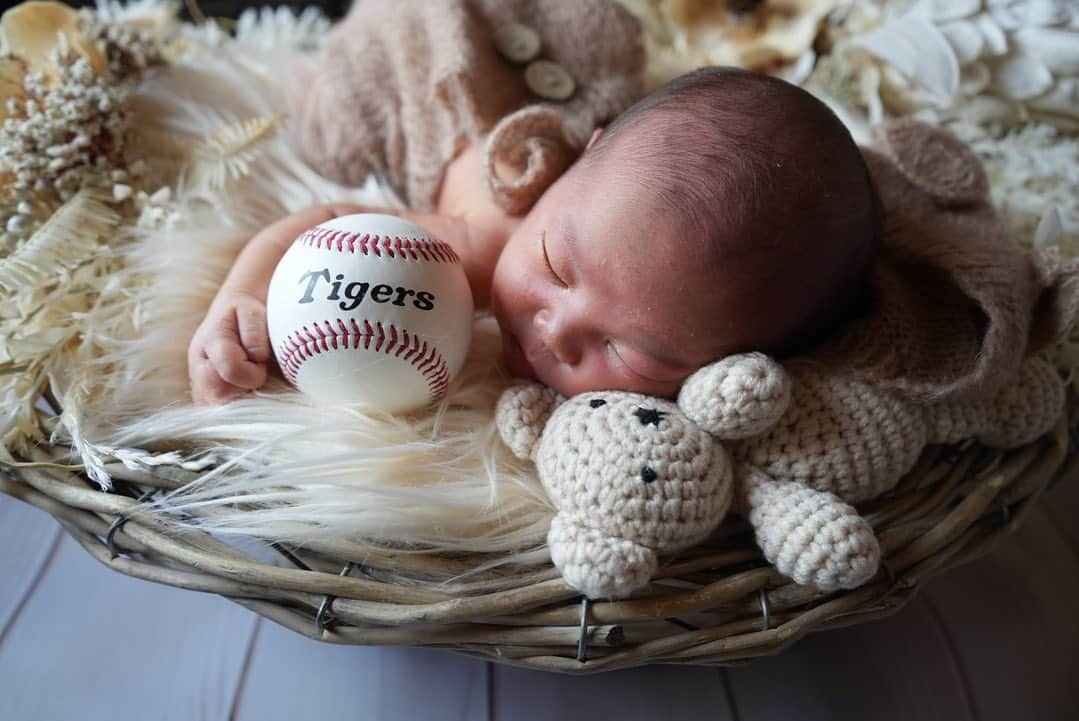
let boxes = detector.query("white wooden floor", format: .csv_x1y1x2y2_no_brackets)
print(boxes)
2,473,1078,721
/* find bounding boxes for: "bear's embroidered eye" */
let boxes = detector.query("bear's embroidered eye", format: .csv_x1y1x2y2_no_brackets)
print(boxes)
640,466,657,483
589,398,606,408
633,407,666,426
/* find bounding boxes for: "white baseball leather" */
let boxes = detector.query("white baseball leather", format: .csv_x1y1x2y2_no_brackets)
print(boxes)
266,214,473,413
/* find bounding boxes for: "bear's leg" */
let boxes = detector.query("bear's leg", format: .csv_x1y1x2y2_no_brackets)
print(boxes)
741,466,880,591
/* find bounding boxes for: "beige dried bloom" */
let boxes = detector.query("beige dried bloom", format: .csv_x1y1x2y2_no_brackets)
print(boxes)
619,0,838,88
0,1,106,81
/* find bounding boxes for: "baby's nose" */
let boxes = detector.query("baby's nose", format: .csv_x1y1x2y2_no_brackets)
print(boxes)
534,308,581,365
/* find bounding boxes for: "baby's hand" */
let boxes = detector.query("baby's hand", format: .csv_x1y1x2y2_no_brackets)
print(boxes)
188,290,271,405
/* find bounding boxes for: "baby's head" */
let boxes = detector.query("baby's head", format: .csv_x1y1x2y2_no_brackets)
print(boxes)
490,67,881,398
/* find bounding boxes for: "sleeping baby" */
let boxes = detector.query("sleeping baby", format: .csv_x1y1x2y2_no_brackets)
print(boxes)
187,0,881,405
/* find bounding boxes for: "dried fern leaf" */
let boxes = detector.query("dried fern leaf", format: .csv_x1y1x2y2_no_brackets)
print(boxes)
188,114,283,192
0,188,119,296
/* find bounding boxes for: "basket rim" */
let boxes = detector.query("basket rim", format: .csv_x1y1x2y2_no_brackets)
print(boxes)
2,392,1074,674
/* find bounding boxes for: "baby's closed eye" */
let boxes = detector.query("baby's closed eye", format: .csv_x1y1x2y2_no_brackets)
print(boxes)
540,230,567,287
606,341,690,383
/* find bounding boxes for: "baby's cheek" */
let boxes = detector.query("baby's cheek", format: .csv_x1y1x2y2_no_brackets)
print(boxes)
492,256,541,308
401,212,467,252
533,366,583,399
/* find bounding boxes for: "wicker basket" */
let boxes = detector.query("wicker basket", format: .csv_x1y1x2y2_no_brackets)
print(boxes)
1,379,1075,675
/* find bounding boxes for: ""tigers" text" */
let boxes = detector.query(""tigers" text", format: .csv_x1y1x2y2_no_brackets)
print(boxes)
296,268,436,312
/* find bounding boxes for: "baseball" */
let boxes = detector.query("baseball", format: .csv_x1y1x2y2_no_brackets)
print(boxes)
266,213,474,413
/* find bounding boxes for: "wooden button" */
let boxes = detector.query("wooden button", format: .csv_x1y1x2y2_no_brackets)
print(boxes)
494,23,541,64
525,60,576,101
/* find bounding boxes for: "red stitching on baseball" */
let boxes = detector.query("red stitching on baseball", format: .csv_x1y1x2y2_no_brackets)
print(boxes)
277,319,450,405
296,228,460,263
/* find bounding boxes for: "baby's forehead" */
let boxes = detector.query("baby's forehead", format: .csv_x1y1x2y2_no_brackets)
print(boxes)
579,98,856,269
567,198,744,326
587,81,854,213
571,161,742,274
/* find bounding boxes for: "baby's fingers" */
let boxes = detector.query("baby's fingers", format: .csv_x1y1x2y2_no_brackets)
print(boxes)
206,336,267,390
236,303,271,364
190,356,244,406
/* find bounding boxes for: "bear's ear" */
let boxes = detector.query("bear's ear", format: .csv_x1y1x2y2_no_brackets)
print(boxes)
871,119,988,207
677,353,792,440
495,382,565,460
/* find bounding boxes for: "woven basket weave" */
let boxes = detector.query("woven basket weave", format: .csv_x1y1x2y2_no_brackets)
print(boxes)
0,378,1075,675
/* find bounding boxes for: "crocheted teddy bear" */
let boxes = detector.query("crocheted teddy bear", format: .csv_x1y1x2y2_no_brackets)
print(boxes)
496,351,1065,600
495,353,790,600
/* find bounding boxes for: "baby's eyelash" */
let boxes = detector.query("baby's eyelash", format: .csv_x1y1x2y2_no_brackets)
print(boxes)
606,341,647,380
540,231,566,287
607,341,683,383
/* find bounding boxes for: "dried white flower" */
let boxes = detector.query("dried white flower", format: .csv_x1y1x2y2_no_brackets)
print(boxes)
112,183,132,201
0,6,167,252
79,7,165,81
232,5,332,52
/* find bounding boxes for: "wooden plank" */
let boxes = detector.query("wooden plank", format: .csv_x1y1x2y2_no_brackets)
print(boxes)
919,501,1079,721
0,533,259,721
233,621,490,721
492,662,735,721
0,494,63,644
726,596,975,721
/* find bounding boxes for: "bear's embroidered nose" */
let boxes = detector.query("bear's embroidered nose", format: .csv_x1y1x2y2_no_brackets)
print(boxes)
633,407,666,427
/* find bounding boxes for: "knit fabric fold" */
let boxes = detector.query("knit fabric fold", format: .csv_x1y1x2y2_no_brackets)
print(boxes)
290,0,644,214
804,120,1079,404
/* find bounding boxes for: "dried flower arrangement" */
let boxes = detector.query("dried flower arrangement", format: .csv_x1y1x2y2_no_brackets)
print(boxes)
804,0,1079,254
0,1,166,252
0,1,168,473
0,0,324,475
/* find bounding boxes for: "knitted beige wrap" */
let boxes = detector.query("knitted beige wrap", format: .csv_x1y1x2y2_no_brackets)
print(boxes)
289,0,643,214
808,120,1079,405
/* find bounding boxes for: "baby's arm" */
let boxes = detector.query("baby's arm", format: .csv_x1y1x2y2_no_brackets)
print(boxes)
188,203,369,405
187,204,492,405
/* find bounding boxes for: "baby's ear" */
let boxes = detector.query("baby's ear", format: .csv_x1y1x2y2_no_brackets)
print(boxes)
677,353,792,440
495,382,565,460
871,119,988,207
